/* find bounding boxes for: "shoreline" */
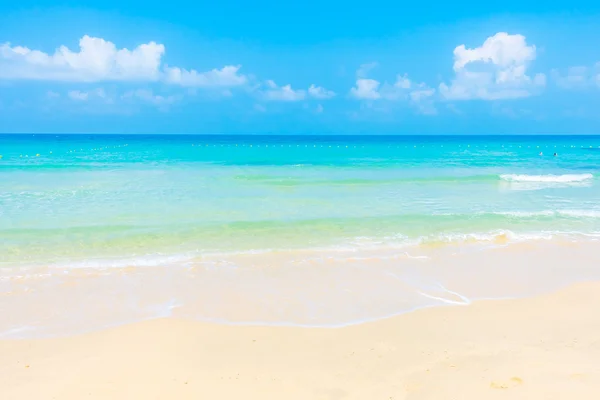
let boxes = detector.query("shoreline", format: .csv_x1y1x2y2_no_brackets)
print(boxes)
2,281,600,399
3,239,600,339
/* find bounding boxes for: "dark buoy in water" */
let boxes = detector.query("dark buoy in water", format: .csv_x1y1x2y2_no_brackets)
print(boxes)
553,152,557,157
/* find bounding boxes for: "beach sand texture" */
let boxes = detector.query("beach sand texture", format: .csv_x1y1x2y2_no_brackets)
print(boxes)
2,281,600,400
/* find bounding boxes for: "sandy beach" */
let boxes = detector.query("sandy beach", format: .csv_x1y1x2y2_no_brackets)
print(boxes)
3,135,600,399
2,280,600,400
4,9,600,399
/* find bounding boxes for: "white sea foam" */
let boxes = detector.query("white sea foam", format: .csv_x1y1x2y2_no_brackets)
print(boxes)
3,229,598,272
343,230,558,250
424,230,554,243
44,253,199,269
500,173,594,183
491,210,555,217
557,210,600,218
491,210,600,218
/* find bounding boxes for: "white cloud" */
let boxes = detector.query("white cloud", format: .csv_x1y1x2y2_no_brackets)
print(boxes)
452,33,536,71
122,89,178,107
163,65,247,87
350,78,381,99
350,73,437,114
308,84,336,99
394,74,411,89
262,80,306,101
46,90,60,98
439,32,545,100
68,90,88,101
351,73,426,101
409,87,435,102
0,36,249,92
356,62,378,78
259,81,333,102
378,74,417,100
67,88,106,101
316,104,324,113
0,35,164,82
409,88,437,115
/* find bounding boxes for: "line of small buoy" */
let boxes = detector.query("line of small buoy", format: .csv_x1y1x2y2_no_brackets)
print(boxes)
2,143,599,160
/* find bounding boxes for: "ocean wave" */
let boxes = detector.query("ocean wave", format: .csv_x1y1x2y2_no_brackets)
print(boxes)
233,172,600,187
500,173,594,183
304,230,600,256
48,253,199,269
350,230,557,248
490,210,600,218
557,210,600,218
3,229,600,272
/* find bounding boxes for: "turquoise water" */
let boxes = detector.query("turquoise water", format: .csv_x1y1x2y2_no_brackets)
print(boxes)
2,134,600,269
4,134,600,337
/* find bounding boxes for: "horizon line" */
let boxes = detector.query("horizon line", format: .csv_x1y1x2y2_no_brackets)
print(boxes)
3,133,600,137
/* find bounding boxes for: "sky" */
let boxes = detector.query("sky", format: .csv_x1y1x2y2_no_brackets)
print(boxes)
1,2,600,134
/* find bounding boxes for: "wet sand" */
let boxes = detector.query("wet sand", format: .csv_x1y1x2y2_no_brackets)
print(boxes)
3,240,600,338
2,281,600,399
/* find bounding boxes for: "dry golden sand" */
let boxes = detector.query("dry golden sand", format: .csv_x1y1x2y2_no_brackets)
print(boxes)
2,282,600,399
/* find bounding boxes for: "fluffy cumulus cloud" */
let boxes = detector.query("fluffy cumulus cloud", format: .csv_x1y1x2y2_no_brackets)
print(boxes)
408,87,437,115
0,36,164,81
350,79,381,100
0,36,248,89
5,31,579,115
0,36,338,107
439,32,546,100
163,65,247,87
350,72,436,113
378,74,428,101
67,88,107,101
261,80,335,101
262,80,306,101
308,84,336,99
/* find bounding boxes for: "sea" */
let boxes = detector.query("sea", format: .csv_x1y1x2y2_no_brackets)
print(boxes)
2,134,600,337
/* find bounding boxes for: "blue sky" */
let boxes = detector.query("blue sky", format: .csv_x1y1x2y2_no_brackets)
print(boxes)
1,2,600,134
